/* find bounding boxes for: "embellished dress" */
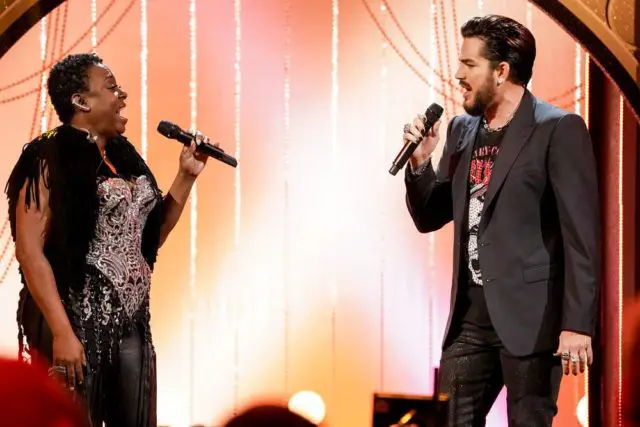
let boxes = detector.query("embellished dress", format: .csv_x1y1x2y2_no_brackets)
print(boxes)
7,125,163,427
69,175,158,370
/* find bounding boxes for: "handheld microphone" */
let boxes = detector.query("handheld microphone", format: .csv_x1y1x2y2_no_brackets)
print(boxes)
388,103,444,176
157,120,238,168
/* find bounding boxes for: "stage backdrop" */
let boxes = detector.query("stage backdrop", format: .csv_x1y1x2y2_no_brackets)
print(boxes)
0,0,591,425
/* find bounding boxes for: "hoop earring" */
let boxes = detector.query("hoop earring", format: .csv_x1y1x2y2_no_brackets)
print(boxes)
72,100,90,112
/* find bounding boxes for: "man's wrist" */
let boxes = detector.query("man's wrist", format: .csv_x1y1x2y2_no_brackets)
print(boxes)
409,156,432,175
560,329,592,337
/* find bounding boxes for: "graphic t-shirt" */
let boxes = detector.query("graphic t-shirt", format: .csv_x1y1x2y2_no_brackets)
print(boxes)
460,124,507,328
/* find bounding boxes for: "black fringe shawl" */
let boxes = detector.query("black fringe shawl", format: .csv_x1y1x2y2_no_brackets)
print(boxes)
5,125,164,299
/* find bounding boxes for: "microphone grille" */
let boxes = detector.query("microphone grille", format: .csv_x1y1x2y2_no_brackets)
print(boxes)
157,120,179,138
426,103,444,120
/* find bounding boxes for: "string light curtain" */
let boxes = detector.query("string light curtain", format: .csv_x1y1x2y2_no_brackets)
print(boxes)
0,1,598,425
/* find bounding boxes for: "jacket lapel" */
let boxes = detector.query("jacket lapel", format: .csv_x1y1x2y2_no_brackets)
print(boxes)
480,90,536,222
452,116,480,231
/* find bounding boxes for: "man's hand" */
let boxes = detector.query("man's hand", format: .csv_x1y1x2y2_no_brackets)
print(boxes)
554,331,593,375
403,115,441,170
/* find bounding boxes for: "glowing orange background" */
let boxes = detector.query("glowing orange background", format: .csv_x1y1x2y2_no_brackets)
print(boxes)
0,0,589,425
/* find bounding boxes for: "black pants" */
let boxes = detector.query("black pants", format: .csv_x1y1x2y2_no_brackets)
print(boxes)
439,323,562,427
82,326,157,427
20,293,156,427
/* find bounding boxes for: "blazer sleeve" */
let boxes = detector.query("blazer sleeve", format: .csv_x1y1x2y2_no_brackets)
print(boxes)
548,113,601,336
404,117,458,233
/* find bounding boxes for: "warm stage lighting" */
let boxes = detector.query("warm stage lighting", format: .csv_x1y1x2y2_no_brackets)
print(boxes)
288,390,326,425
577,395,588,427
372,392,448,427
0,3,598,427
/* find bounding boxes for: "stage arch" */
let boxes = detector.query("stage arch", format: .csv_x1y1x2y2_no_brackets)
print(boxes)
2,0,638,117
0,1,637,427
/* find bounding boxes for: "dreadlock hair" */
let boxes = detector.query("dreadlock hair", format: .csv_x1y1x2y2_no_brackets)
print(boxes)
47,53,103,124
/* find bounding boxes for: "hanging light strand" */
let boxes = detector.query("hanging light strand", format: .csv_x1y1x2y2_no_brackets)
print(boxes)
39,17,48,132
526,1,533,90
188,0,198,423
617,95,624,427
233,0,242,415
582,52,590,427
378,0,387,392
427,0,437,386
330,0,340,423
574,44,582,114
283,0,292,395
140,0,148,160
91,0,97,51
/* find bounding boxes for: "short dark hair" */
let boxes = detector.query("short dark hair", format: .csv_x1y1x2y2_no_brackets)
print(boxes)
461,15,536,86
224,405,315,427
47,53,103,123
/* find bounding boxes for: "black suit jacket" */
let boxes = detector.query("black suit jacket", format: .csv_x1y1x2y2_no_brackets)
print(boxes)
405,90,600,356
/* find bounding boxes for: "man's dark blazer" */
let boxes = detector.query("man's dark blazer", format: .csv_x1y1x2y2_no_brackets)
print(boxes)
405,89,600,356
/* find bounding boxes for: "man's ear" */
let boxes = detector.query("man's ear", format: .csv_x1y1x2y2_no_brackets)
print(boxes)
71,94,90,112
496,61,510,85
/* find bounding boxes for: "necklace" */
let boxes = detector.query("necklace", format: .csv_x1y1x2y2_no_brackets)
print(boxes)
96,146,118,175
75,126,118,175
482,95,523,133
482,115,513,133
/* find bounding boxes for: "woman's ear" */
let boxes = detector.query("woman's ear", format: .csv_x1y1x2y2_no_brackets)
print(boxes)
71,94,90,112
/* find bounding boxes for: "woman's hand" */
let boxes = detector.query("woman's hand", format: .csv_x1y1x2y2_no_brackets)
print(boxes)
52,331,86,391
178,133,214,178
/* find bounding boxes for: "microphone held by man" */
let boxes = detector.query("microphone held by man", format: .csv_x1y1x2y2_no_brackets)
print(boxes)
389,102,444,176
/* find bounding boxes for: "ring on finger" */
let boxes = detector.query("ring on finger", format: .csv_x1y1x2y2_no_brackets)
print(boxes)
48,365,66,376
194,131,204,144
